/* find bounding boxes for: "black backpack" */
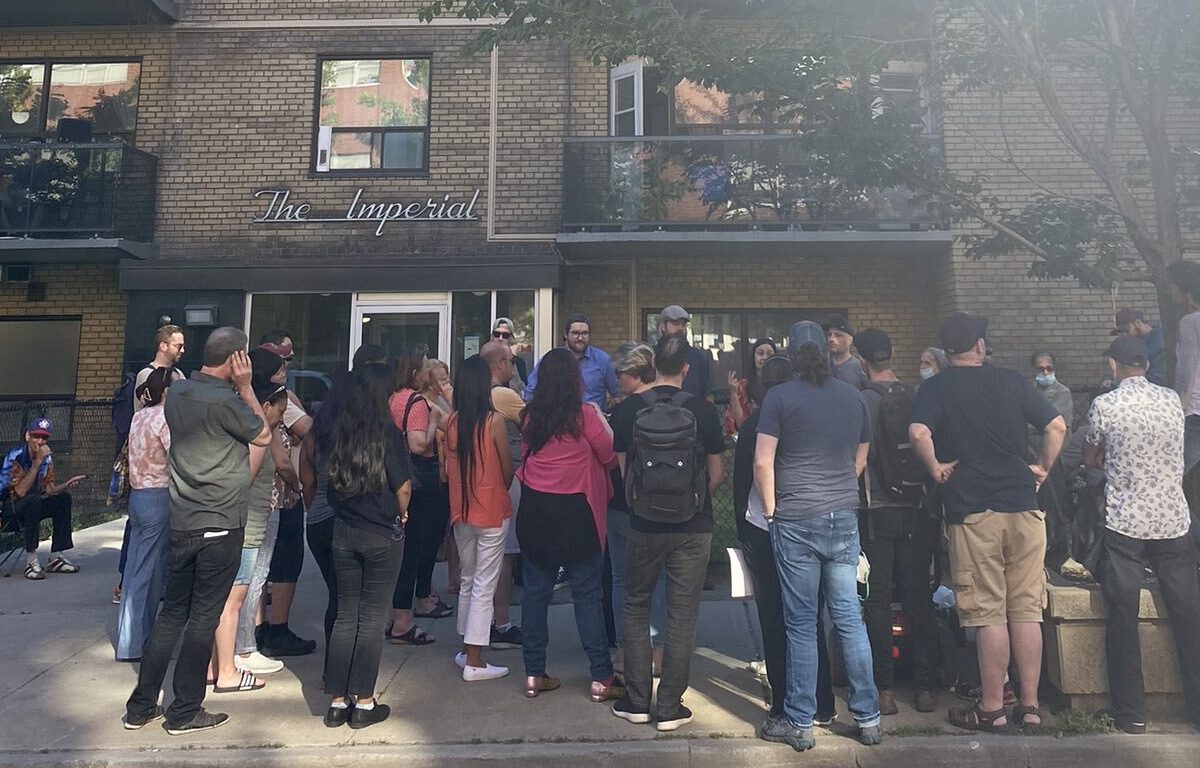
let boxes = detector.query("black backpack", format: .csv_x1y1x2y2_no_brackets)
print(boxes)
865,381,926,504
111,370,142,442
625,389,706,524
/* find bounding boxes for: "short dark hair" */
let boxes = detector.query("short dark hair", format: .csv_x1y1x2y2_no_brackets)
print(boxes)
654,332,690,377
1168,261,1200,302
563,313,590,335
154,324,183,346
202,327,248,367
1030,351,1056,367
259,329,291,345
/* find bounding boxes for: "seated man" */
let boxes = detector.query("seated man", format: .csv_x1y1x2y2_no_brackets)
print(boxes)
0,418,85,580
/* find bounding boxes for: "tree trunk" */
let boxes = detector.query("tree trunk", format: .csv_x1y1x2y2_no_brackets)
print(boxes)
1154,278,1181,387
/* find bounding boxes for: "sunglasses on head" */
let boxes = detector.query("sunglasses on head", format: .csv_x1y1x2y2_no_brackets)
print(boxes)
492,331,512,339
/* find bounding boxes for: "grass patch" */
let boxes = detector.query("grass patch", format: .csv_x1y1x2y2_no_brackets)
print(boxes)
887,724,945,738
1022,709,1113,737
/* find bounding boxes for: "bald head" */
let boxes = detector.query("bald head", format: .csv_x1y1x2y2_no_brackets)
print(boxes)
481,340,513,383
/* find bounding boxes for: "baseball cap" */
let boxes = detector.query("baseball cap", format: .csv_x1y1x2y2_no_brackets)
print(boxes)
1110,308,1144,336
659,305,691,323
1105,335,1149,368
821,313,854,336
257,341,293,361
26,417,52,437
493,316,515,332
788,320,828,355
854,328,892,363
939,312,989,355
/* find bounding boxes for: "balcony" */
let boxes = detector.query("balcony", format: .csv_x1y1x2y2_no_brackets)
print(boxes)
0,141,158,259
7,0,179,26
559,135,951,256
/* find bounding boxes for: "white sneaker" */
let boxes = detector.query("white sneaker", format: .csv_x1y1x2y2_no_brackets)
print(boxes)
462,663,509,681
235,652,284,675
453,652,467,670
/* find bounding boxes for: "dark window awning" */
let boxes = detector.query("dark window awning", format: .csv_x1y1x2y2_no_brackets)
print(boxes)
0,238,155,262
6,0,179,26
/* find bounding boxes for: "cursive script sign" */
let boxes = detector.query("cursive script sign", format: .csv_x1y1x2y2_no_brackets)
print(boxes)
252,188,480,236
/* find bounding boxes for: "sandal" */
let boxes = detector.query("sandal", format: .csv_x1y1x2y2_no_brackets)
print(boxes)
213,670,265,693
387,626,435,645
413,599,454,619
948,702,1007,731
524,673,561,698
1012,704,1042,727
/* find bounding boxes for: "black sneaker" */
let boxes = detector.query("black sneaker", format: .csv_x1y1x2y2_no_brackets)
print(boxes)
611,697,652,724
759,715,815,751
122,705,164,730
349,703,391,729
1116,719,1147,734
261,625,317,657
323,705,351,728
164,709,229,735
814,710,837,726
655,703,693,732
489,624,523,650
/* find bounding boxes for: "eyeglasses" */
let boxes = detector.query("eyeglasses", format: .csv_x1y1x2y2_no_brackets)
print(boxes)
492,331,512,339
1035,365,1054,373
567,330,590,338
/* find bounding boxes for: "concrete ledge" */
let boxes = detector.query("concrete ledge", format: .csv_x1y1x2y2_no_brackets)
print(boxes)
1046,581,1169,621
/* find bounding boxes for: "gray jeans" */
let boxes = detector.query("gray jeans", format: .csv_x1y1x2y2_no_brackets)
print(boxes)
621,528,711,717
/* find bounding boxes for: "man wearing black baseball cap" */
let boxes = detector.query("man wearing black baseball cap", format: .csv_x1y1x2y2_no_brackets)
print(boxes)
909,312,1066,731
1083,334,1200,733
855,329,940,715
822,313,867,389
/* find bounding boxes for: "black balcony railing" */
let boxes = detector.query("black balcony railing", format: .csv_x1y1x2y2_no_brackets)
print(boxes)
0,141,158,242
562,135,946,232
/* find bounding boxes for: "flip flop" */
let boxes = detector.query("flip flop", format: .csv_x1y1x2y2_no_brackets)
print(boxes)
413,600,454,619
387,626,435,645
213,670,265,693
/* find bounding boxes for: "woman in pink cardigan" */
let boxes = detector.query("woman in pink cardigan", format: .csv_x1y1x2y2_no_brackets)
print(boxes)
516,348,622,701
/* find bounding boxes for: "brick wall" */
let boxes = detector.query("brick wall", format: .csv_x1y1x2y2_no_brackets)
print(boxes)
0,264,126,399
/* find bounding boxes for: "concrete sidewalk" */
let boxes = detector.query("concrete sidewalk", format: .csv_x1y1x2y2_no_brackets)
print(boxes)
0,519,1196,767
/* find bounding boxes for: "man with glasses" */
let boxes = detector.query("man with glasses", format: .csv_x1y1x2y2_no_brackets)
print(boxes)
523,314,618,410
491,317,529,390
134,325,187,411
658,305,712,401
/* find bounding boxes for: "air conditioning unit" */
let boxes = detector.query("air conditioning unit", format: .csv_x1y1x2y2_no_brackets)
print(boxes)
3,264,32,283
316,126,332,172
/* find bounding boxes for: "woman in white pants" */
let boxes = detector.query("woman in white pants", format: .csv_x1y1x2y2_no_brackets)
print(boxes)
445,355,514,681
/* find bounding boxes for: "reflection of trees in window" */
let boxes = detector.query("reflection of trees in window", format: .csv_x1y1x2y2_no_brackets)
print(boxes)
0,61,139,139
317,58,431,172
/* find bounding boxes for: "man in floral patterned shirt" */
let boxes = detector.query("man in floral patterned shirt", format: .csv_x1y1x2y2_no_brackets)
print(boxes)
1084,334,1200,734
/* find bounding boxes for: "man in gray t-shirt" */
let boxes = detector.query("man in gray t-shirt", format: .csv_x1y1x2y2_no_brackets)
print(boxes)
823,313,868,389
126,327,271,736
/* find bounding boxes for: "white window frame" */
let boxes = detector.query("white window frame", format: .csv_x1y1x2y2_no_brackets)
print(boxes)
610,59,644,137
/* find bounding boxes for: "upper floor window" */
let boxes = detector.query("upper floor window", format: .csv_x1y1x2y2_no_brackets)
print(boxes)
0,60,141,141
315,57,430,174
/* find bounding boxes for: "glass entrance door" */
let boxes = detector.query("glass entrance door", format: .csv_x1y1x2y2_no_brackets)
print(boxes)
351,301,448,364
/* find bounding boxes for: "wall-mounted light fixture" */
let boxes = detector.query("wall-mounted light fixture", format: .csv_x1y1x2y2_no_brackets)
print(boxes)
184,304,218,327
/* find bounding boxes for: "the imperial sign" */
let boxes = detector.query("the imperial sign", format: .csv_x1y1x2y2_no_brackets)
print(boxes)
252,188,480,236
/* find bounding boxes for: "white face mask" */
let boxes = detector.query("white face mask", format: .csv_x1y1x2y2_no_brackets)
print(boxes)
919,367,935,381
1036,373,1057,387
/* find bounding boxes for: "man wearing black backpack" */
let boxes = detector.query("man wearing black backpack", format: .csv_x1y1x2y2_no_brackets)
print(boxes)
855,328,939,716
609,333,725,732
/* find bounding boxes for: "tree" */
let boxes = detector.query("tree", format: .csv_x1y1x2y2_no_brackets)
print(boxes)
420,0,1200,364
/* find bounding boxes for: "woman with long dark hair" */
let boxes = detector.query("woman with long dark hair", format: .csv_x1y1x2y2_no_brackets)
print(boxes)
516,348,621,700
322,363,412,729
726,338,779,435
445,355,513,682
387,349,450,645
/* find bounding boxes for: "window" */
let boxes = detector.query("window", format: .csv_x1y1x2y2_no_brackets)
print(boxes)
643,307,846,393
316,57,430,173
0,61,141,140
0,317,81,399
876,61,940,138
247,294,352,413
451,290,535,374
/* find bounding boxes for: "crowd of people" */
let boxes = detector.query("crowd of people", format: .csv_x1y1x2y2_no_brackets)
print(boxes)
8,287,1199,745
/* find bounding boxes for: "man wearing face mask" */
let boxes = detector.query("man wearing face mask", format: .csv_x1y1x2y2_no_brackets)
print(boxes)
1029,353,1073,445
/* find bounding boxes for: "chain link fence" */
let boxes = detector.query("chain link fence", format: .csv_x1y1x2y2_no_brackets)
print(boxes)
0,399,121,531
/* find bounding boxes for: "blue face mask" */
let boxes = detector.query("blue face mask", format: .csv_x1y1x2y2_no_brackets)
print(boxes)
1036,373,1057,387
919,367,935,381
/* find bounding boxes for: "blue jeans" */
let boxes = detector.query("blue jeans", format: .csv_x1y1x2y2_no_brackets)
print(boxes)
522,551,613,682
771,510,880,729
115,488,171,660
607,509,667,646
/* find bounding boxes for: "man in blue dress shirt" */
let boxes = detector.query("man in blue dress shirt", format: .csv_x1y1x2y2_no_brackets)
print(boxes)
524,313,618,409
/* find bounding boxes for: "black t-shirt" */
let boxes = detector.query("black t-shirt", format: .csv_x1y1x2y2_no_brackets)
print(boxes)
910,365,1060,524
611,384,725,534
328,424,412,539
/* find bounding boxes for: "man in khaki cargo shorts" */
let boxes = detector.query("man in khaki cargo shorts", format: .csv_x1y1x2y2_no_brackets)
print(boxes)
908,313,1066,731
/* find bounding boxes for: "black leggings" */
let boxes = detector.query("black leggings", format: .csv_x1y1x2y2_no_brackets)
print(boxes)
392,460,449,610
305,516,337,675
